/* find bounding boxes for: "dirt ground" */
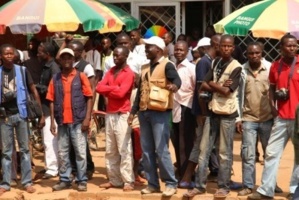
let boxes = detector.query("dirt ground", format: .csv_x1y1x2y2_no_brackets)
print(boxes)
0,132,295,200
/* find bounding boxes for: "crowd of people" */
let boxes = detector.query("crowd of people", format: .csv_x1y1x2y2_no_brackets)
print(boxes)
0,26,299,200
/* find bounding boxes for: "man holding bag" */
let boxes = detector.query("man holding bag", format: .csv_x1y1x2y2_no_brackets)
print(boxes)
128,36,181,197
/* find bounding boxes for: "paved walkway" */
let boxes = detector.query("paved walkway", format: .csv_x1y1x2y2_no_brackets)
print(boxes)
0,133,294,200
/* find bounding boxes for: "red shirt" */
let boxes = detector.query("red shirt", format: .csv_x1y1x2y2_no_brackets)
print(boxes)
96,65,134,114
269,55,299,119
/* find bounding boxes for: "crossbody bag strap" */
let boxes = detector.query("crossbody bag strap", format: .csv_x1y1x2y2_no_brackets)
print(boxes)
278,58,296,89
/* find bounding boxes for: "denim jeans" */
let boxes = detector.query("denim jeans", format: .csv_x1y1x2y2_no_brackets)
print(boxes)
241,119,273,189
138,110,177,189
195,116,235,191
257,117,297,197
0,114,32,190
57,123,87,183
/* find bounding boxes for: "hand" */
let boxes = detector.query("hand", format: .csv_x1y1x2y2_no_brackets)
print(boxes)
104,97,108,106
65,34,73,43
166,83,178,93
50,123,57,136
38,116,45,129
127,114,134,126
236,121,243,134
223,79,233,87
81,118,90,132
271,107,278,118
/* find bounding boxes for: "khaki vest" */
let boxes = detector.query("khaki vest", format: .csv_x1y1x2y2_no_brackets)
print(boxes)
209,59,240,115
139,58,174,111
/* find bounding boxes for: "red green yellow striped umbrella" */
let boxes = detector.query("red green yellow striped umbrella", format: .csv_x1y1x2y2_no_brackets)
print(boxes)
214,0,299,39
0,0,140,34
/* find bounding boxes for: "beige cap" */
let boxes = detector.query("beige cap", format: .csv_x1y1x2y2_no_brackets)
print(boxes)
59,48,74,57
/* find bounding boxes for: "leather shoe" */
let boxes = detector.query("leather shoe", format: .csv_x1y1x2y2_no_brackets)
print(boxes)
42,173,56,179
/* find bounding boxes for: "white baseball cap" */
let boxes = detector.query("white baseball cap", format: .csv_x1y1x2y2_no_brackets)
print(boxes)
143,36,166,50
59,48,74,57
193,37,211,51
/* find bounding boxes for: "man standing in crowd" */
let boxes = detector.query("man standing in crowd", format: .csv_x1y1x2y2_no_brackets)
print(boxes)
98,37,113,112
36,42,61,179
104,33,145,75
0,44,45,195
249,34,299,200
180,36,217,189
128,36,181,197
130,29,147,61
163,32,177,63
23,38,42,84
185,35,242,198
236,42,273,196
84,38,101,72
172,40,196,179
100,37,113,75
66,40,96,180
97,46,135,191
47,48,93,192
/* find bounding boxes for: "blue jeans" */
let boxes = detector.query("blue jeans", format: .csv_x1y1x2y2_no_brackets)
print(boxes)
257,117,297,197
241,119,273,189
0,114,32,190
294,183,299,200
195,116,235,191
57,123,87,183
138,110,177,189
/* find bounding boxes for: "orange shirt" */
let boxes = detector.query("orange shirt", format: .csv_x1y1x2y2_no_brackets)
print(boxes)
46,69,93,124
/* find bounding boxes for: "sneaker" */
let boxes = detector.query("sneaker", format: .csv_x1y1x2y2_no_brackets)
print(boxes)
248,192,273,200
238,188,253,196
214,188,229,198
141,186,161,194
162,187,177,197
52,182,72,191
77,182,87,192
183,188,206,197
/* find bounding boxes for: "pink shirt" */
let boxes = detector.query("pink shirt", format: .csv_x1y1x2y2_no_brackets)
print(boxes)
173,59,196,122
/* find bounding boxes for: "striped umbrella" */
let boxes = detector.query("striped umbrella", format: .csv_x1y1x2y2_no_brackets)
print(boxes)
214,0,299,39
0,0,140,34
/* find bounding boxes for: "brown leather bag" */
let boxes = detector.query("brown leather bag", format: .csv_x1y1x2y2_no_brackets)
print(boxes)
147,85,170,111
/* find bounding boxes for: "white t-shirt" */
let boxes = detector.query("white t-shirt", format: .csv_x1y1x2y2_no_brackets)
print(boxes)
84,49,101,70
104,51,148,75
73,61,95,78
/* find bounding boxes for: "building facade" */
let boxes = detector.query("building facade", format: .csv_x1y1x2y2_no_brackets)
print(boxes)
106,0,280,61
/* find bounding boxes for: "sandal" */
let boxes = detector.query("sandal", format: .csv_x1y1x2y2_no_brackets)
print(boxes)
183,188,206,197
25,185,36,193
99,182,115,189
123,183,134,192
0,188,8,196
